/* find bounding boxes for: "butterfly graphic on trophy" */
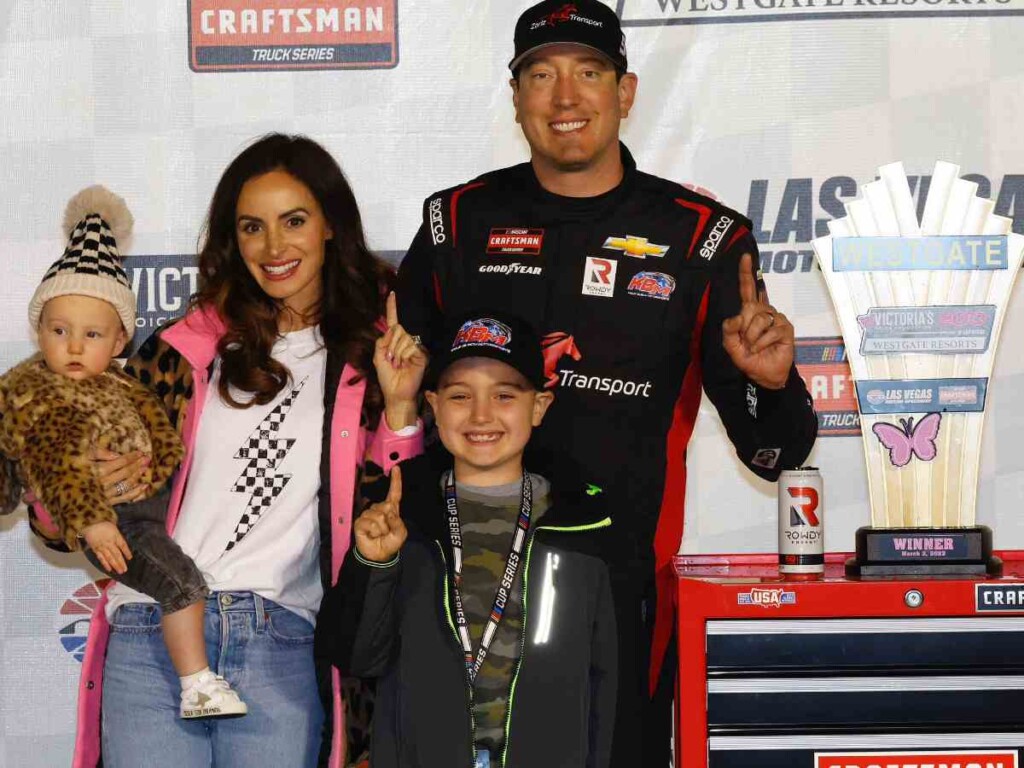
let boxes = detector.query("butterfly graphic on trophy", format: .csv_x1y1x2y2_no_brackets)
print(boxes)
871,412,943,468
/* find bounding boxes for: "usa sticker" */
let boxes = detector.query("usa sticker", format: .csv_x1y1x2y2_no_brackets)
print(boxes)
737,587,796,608
487,228,544,256
815,751,1017,768
582,257,617,298
188,0,399,72
627,271,676,301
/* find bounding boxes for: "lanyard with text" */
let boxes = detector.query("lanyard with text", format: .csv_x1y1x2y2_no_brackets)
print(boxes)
443,469,532,684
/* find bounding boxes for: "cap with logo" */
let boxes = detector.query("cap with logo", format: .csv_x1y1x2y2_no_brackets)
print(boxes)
426,312,546,391
509,0,627,73
28,185,136,333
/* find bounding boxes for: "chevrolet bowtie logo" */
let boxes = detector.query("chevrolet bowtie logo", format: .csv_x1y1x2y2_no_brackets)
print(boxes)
602,235,670,258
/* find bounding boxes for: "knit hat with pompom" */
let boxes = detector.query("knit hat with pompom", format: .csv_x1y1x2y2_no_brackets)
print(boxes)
28,185,136,332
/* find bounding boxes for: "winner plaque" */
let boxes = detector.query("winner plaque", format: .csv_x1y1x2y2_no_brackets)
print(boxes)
812,161,1022,577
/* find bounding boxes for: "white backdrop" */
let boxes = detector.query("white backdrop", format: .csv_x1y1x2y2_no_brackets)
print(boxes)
2,1,1024,764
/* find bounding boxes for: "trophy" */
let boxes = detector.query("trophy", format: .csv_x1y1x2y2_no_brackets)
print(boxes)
812,161,1022,577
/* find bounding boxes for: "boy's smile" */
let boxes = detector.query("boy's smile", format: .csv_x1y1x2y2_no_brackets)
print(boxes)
425,358,553,486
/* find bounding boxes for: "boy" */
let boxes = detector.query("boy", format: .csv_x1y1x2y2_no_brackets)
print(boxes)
0,186,246,719
316,312,618,768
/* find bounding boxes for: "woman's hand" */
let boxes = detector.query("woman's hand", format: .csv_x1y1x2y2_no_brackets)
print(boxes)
91,447,150,505
375,293,427,430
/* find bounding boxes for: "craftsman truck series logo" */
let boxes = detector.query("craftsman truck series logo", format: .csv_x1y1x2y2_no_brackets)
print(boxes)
795,337,859,437
486,228,544,256
189,1,398,72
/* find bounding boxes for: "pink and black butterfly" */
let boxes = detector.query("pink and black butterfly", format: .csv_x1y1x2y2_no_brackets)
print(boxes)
871,412,942,468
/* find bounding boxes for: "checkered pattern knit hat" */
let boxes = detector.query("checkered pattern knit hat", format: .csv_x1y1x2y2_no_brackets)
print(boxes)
28,185,136,332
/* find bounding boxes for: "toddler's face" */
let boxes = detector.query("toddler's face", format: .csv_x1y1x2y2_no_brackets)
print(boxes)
38,295,128,380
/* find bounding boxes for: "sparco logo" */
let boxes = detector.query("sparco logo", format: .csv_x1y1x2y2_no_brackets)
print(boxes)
429,197,446,245
479,262,542,276
699,215,733,261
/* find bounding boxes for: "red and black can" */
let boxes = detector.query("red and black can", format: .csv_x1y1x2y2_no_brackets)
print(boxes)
778,467,824,580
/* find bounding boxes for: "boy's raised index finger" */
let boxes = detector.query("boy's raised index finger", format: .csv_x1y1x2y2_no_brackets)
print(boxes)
386,465,403,505
737,253,758,305
386,291,399,329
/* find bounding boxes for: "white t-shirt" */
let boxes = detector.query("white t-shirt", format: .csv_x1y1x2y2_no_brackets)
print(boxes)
107,326,327,624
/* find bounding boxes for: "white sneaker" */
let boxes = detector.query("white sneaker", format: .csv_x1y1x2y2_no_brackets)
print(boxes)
180,672,248,719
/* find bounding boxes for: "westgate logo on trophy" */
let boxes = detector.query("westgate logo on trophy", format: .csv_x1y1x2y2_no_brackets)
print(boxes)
812,161,1023,576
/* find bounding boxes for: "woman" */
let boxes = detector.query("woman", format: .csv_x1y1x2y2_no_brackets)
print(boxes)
65,134,426,768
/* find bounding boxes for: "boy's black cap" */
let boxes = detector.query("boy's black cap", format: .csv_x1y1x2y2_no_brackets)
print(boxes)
509,0,627,74
426,312,546,391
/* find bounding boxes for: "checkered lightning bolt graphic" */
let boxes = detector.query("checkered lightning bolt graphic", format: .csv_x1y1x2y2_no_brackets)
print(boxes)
226,377,308,551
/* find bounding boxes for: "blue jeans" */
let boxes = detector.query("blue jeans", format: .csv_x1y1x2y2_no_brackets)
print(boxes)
102,592,324,768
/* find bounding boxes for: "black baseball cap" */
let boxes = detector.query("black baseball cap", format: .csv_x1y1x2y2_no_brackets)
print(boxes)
509,0,628,74
426,312,546,391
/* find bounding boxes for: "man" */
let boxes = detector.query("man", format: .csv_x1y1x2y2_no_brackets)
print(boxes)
397,1,818,763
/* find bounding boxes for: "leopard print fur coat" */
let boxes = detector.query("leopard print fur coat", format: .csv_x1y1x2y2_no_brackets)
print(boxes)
0,354,184,549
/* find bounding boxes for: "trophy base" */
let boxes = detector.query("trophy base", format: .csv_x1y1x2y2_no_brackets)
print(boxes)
845,526,1003,579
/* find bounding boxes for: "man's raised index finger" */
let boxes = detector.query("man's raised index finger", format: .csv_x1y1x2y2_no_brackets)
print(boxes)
737,253,759,305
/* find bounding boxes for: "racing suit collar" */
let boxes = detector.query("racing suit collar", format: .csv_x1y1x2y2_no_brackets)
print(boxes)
527,142,638,222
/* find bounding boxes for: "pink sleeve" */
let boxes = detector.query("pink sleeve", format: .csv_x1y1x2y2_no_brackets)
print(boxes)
26,492,62,540
368,419,424,471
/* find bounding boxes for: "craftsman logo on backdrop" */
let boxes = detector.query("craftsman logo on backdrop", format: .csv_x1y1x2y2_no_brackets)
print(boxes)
125,255,198,357
617,0,1024,25
189,0,398,72
794,337,858,437
815,750,1017,768
56,580,111,663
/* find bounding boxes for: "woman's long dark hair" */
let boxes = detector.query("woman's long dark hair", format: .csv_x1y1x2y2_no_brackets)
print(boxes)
194,133,393,411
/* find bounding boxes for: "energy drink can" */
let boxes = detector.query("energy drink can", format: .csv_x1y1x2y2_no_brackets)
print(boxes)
779,467,824,580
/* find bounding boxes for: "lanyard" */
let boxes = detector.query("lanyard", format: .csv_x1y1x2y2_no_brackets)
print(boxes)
443,469,532,684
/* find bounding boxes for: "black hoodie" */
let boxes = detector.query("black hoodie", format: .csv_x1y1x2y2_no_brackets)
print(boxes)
315,447,618,768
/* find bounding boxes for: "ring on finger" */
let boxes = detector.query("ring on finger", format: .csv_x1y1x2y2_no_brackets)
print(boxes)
766,312,776,327
410,334,424,349
114,480,130,496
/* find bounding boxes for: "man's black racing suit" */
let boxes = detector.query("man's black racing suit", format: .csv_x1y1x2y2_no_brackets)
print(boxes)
397,144,817,764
